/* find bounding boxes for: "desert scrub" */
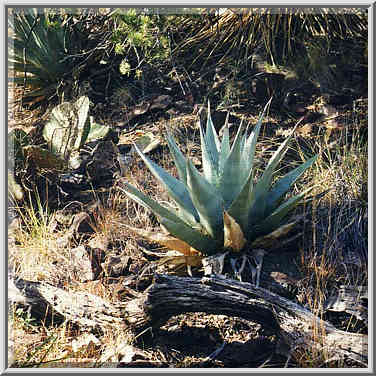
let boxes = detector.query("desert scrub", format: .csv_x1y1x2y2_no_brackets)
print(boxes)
119,100,318,268
292,112,368,366
8,8,82,107
110,8,195,79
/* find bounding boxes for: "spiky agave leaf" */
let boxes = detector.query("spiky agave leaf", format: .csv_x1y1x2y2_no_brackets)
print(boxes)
242,98,272,173
246,124,299,229
120,99,318,268
226,100,270,228
166,133,188,184
199,101,221,187
218,112,231,174
186,159,224,241
218,99,270,211
218,120,248,208
8,8,73,100
265,155,318,216
133,143,199,226
249,185,315,240
119,182,220,255
160,217,221,255
119,181,194,226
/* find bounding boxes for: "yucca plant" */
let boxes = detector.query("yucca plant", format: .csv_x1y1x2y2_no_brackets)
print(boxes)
176,8,367,68
120,100,317,269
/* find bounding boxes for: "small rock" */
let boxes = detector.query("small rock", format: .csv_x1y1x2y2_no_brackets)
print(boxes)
100,343,148,363
69,212,91,233
101,255,131,277
71,245,102,282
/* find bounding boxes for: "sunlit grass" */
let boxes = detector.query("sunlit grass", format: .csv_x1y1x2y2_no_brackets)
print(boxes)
9,191,73,283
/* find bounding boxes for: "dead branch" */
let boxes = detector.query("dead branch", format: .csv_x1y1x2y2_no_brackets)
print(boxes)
9,273,367,366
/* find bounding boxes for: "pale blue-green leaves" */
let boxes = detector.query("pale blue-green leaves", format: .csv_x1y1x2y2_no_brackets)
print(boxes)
186,159,224,240
133,144,199,226
121,99,317,256
200,102,221,187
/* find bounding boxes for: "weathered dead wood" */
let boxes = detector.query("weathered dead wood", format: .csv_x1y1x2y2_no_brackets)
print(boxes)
9,277,126,328
324,285,368,322
124,274,367,365
9,274,367,365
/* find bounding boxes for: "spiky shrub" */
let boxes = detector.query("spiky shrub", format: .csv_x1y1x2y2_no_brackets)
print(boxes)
8,8,114,108
177,8,367,67
121,101,317,265
8,8,77,104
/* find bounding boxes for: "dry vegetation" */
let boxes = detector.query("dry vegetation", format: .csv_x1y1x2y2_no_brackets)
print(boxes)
8,8,368,369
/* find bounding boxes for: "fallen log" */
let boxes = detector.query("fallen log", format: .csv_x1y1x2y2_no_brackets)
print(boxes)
9,276,126,328
9,273,367,366
324,285,368,322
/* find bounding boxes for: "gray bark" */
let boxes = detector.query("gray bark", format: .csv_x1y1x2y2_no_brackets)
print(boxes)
9,273,367,366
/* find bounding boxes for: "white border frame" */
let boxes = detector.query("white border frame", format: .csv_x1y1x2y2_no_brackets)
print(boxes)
2,2,373,374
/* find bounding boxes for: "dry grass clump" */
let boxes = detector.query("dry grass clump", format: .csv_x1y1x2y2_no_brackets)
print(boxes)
9,194,74,285
288,110,368,367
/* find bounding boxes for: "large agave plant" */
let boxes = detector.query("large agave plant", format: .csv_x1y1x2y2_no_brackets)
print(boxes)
8,8,76,104
120,100,317,267
8,8,108,108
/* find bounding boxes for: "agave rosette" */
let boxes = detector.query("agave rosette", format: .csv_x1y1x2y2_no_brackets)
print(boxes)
121,100,317,266
8,9,75,100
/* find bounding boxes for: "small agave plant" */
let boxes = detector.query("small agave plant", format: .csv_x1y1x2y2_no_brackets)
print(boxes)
120,100,317,277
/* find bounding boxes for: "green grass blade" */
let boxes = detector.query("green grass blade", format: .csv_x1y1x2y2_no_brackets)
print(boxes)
186,159,224,240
